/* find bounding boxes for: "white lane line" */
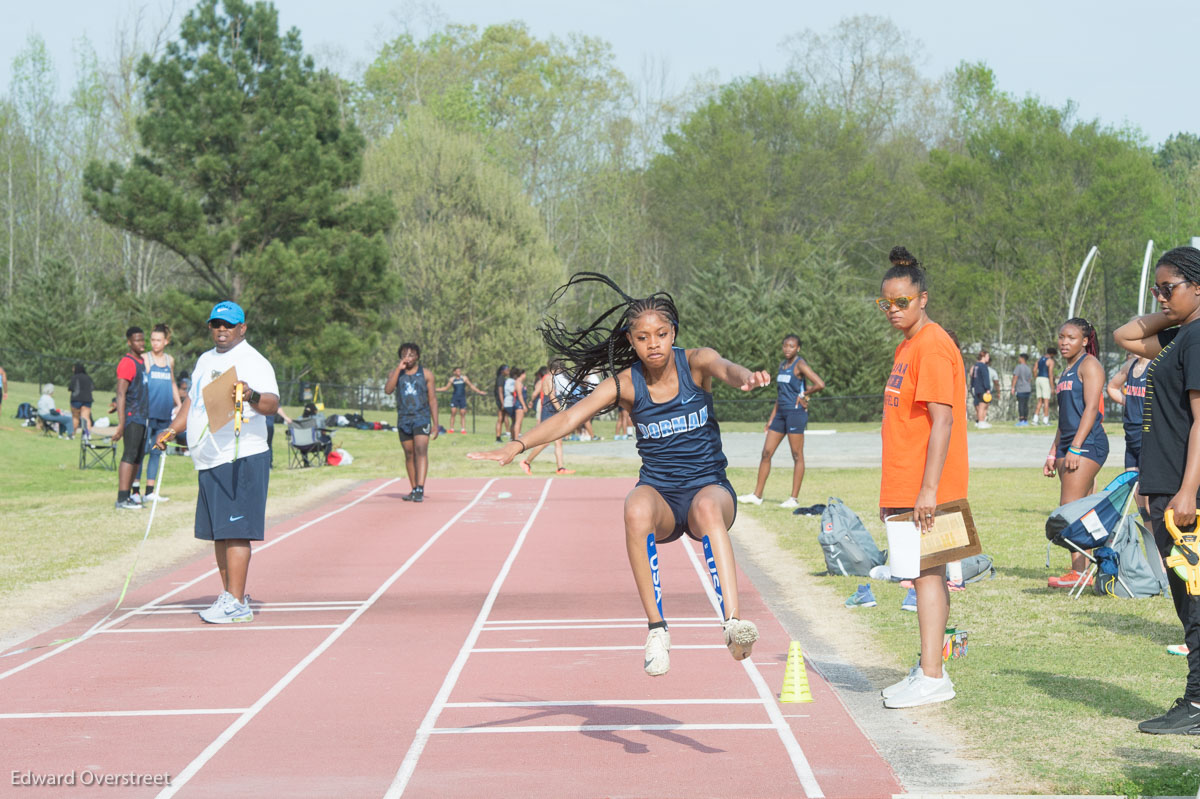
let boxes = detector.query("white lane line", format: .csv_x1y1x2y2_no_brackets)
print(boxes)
97,625,340,634
0,708,246,720
482,623,715,631
471,645,724,653
157,479,499,799
1,478,403,681
444,699,761,708
430,723,776,734
386,478,554,798
150,600,365,609
683,539,825,799
483,617,715,625
131,607,359,615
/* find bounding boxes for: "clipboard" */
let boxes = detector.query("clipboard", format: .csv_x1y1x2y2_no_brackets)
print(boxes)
891,499,981,570
201,366,239,433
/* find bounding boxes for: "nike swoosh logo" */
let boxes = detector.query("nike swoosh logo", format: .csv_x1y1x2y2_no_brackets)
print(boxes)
229,515,245,522
682,394,698,404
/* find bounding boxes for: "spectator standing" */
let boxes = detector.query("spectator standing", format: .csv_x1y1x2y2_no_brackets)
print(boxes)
154,301,279,624
436,367,486,434
1011,354,1033,426
37,384,74,437
68,364,95,440
969,351,993,428
140,323,182,501
1034,347,1056,425
493,365,509,442
113,327,149,509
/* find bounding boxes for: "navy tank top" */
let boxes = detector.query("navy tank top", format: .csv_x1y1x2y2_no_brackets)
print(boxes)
1036,356,1050,378
396,366,430,418
776,358,806,410
120,352,149,424
147,358,174,420
1056,356,1104,441
451,376,466,404
1123,361,1148,440
630,347,727,489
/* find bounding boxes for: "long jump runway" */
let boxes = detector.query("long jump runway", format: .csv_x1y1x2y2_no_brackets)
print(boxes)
0,478,900,798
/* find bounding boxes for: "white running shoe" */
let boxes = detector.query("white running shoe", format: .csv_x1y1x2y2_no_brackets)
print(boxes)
644,628,671,676
146,493,169,503
778,497,799,509
199,591,233,615
723,618,758,660
881,663,922,700
975,421,992,429
737,493,763,506
199,593,253,624
883,668,955,708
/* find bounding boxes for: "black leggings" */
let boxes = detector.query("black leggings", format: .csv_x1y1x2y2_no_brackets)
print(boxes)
1149,494,1200,702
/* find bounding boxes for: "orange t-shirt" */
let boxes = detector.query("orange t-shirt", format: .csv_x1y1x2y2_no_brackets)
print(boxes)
880,321,969,508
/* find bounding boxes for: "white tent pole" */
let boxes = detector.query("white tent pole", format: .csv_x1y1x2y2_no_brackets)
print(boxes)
1138,239,1154,316
1069,245,1099,319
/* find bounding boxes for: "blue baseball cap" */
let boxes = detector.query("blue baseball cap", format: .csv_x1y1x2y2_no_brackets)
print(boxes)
208,301,245,325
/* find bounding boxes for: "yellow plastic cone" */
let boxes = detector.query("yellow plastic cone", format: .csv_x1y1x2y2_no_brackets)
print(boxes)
780,641,813,703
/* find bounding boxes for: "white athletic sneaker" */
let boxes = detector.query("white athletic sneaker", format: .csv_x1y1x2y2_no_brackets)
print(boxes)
883,668,955,708
145,493,169,503
881,663,922,700
778,497,800,509
723,618,758,660
199,591,233,615
737,493,763,506
975,421,992,429
644,628,671,676
199,593,253,624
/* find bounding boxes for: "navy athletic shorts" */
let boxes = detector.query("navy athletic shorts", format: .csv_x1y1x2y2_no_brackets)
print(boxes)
1056,430,1109,467
768,407,808,435
195,450,271,541
1124,437,1141,470
639,478,737,545
450,398,467,410
397,415,432,441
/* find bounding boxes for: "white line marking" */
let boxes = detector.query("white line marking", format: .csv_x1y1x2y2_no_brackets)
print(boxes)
482,623,715,631
483,617,715,625
157,479,499,799
430,723,776,734
131,607,359,615
0,708,246,720
1,478,403,681
471,645,725,652
386,478,554,798
444,699,761,708
150,600,365,609
97,625,341,633
683,539,825,799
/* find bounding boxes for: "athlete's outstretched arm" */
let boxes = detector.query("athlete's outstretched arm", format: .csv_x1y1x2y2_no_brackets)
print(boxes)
469,374,626,464
463,376,488,395
687,347,771,393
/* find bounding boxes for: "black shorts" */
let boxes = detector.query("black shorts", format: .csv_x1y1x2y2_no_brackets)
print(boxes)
120,422,148,465
195,451,270,541
504,407,517,420
639,479,737,545
450,398,467,410
397,415,432,441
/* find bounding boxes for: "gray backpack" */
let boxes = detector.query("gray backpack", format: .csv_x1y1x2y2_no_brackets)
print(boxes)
818,497,887,576
1095,514,1169,598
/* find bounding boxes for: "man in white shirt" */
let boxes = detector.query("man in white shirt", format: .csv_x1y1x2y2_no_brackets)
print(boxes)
155,301,279,624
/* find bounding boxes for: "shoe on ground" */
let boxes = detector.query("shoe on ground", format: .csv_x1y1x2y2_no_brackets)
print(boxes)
519,460,532,475
947,580,965,592
1168,644,1190,656
737,493,763,506
723,618,758,660
975,421,992,429
845,584,877,608
200,591,233,615
1138,697,1200,734
145,493,169,503
401,491,416,502
884,669,955,708
556,467,575,475
901,588,917,611
778,497,800,509
1048,570,1091,589
413,487,424,503
114,498,142,510
461,429,468,435
130,493,143,505
199,593,253,624
881,663,922,700
644,628,670,676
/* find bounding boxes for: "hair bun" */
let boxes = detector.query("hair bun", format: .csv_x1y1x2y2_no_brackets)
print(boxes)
889,246,920,268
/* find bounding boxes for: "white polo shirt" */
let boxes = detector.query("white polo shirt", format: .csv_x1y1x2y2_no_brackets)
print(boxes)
185,340,279,471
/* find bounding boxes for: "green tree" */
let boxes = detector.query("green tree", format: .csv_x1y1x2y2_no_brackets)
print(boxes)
83,0,396,379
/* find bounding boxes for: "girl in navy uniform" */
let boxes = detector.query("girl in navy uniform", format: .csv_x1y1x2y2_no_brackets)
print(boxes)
471,272,771,676
436,367,486,434
385,343,439,502
1034,347,1055,425
1043,317,1109,588
739,334,825,508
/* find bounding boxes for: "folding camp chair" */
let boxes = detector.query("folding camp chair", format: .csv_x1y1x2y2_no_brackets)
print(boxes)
287,420,326,469
79,434,118,471
1045,469,1139,598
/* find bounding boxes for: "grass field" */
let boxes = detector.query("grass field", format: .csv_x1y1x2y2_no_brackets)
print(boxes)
2,377,1198,795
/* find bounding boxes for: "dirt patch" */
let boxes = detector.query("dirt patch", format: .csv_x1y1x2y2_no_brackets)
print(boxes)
0,478,363,653
730,511,1015,793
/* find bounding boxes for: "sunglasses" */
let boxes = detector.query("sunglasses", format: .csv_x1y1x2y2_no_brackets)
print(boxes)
1151,280,1190,301
875,295,918,312
208,320,237,330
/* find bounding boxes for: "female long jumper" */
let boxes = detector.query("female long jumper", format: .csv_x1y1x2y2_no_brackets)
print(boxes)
470,273,770,676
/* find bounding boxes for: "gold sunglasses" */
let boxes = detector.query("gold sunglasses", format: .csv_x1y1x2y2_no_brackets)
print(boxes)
875,295,918,312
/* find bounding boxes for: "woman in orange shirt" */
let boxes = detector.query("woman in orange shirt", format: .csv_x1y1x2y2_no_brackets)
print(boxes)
877,246,969,709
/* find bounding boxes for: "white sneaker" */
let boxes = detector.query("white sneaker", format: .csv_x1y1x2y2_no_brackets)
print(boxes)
145,493,169,503
778,497,799,509
722,618,758,660
199,593,253,624
975,421,992,429
881,663,922,700
883,668,955,708
644,628,670,676
199,591,233,615
737,493,763,506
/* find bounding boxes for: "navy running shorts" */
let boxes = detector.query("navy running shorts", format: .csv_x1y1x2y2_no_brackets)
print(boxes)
1124,437,1141,470
768,407,808,435
397,415,432,441
195,450,270,541
1056,430,1109,466
639,479,737,545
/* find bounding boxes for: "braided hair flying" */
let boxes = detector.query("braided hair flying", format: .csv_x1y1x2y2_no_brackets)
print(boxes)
538,272,680,412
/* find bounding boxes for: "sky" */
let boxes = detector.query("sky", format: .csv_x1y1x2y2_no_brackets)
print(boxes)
1,0,1196,146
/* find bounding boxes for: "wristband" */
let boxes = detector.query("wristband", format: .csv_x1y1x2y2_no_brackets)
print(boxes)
516,439,526,453
1067,446,1082,456
248,389,261,406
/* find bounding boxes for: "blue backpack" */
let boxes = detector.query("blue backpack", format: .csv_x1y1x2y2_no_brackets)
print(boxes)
15,402,33,420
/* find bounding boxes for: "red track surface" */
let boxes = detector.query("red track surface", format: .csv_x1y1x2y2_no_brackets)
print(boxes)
0,477,900,798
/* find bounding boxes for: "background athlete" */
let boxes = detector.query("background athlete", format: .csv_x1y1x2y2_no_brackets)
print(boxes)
385,343,439,502
436,367,486,434
738,333,825,508
470,272,769,677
